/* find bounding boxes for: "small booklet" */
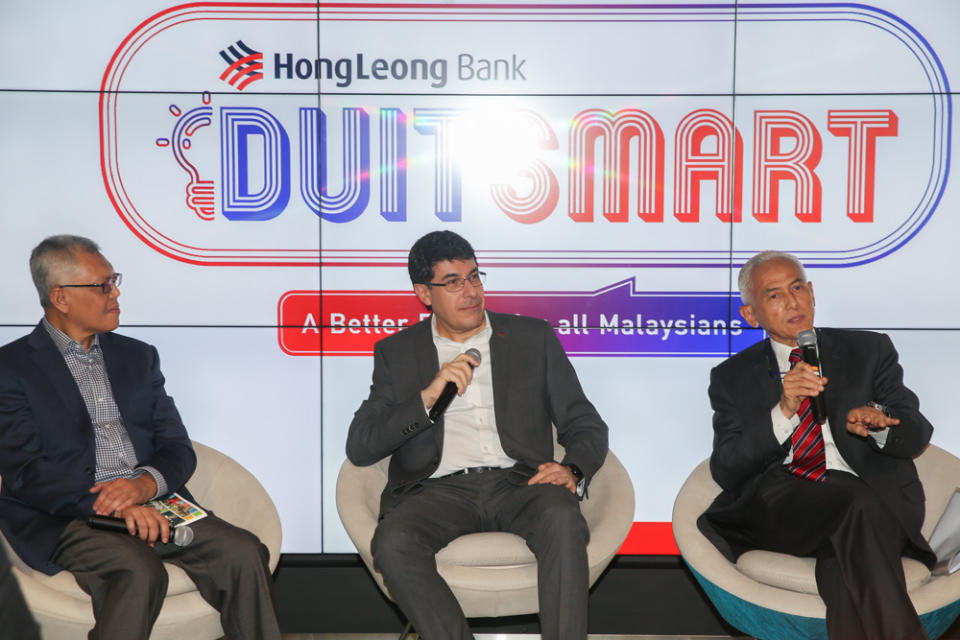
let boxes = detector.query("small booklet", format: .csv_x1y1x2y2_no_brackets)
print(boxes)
928,488,960,575
147,492,207,528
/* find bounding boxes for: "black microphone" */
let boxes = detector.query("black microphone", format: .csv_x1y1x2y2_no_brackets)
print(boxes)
428,348,481,422
797,329,827,424
87,515,194,546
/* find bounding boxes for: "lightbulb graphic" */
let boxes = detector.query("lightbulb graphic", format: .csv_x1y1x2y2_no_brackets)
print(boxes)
156,92,215,220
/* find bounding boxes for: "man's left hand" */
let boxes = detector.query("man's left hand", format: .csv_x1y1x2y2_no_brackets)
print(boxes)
90,474,157,516
846,406,900,437
528,462,577,493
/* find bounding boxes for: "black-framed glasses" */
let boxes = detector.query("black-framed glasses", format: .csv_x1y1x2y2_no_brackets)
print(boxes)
427,271,486,293
58,273,122,295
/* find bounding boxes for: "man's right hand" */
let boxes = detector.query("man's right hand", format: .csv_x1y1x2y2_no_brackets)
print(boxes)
780,361,827,418
420,351,480,410
117,504,170,546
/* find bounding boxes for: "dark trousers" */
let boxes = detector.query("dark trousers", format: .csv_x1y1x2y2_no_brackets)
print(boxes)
0,543,40,640
371,469,590,640
744,466,926,640
52,514,281,640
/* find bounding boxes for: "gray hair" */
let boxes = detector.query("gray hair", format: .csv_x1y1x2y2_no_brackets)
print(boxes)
738,251,807,306
30,235,101,308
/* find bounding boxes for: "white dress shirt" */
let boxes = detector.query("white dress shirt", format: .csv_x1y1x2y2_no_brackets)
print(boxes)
768,337,888,476
428,313,516,478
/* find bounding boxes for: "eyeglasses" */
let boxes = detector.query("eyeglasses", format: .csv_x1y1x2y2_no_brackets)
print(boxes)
427,271,486,293
58,273,122,295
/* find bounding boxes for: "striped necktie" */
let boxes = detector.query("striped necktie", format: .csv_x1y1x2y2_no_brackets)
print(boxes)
787,348,827,481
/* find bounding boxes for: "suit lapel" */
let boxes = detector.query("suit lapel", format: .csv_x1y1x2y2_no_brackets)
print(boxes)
754,338,782,410
409,319,443,448
26,324,90,431
487,313,509,428
99,333,134,423
817,328,847,439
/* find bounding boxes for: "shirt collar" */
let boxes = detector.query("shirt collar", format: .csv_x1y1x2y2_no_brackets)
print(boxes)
769,336,799,371
42,317,101,356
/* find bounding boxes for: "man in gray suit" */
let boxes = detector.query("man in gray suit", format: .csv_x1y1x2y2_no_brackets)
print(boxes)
347,230,608,640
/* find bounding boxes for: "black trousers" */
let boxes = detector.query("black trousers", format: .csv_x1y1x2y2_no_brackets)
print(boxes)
371,469,590,640
743,466,927,640
52,514,281,640
0,542,40,640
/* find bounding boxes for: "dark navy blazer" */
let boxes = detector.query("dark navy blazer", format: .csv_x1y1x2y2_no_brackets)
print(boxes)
0,324,196,574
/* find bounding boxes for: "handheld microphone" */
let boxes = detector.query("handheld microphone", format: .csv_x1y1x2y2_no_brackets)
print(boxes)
797,329,827,424
87,515,194,546
428,348,482,422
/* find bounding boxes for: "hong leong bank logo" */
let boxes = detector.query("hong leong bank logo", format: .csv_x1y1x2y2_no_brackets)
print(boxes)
218,40,263,90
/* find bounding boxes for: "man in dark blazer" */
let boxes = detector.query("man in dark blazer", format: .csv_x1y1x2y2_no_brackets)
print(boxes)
0,235,280,639
347,230,608,640
698,250,935,640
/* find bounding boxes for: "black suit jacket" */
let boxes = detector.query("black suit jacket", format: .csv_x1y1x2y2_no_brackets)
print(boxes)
698,328,936,567
346,310,609,516
0,324,197,574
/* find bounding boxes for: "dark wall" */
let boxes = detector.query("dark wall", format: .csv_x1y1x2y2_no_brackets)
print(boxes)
274,554,741,635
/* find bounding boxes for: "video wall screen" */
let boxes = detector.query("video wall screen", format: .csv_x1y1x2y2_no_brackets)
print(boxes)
0,1,957,554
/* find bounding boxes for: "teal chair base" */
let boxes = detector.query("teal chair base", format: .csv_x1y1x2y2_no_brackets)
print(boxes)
688,564,960,640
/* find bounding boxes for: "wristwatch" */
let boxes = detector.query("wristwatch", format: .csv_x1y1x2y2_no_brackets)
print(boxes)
567,464,586,498
867,401,890,416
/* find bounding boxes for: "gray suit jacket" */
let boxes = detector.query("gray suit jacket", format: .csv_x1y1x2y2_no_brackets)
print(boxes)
346,310,608,516
698,328,936,567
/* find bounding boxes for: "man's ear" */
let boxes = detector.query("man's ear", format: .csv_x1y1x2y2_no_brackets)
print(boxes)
413,283,433,309
740,304,759,328
48,288,69,314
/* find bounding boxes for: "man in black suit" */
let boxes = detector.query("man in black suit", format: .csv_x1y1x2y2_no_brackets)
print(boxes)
346,230,608,640
699,250,935,640
0,235,280,639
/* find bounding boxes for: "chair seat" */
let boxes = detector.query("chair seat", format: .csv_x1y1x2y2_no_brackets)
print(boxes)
24,562,202,601
337,447,636,620
1,441,283,640
737,550,932,595
437,532,534,568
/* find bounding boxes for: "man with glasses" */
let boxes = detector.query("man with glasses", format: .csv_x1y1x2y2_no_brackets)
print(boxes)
0,235,280,639
347,230,608,640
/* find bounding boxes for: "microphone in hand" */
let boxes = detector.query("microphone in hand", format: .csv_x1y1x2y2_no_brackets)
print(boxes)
797,329,827,424
87,514,194,546
428,348,481,422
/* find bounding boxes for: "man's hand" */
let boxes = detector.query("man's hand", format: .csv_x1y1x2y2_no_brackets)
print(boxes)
780,362,827,418
846,405,900,437
117,504,170,546
90,474,157,516
528,462,577,493
420,351,480,409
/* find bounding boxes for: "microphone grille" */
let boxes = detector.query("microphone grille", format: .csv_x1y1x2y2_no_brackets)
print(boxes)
173,525,194,547
464,347,482,364
797,330,817,348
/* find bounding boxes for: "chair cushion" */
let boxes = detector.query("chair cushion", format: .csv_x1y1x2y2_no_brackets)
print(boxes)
736,550,931,595
436,532,536,568
25,561,200,600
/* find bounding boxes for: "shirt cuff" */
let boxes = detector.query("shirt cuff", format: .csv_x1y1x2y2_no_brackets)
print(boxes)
135,467,169,499
869,427,890,448
771,404,800,444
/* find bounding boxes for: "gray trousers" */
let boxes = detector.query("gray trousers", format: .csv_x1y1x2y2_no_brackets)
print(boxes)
371,469,590,640
52,514,281,640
